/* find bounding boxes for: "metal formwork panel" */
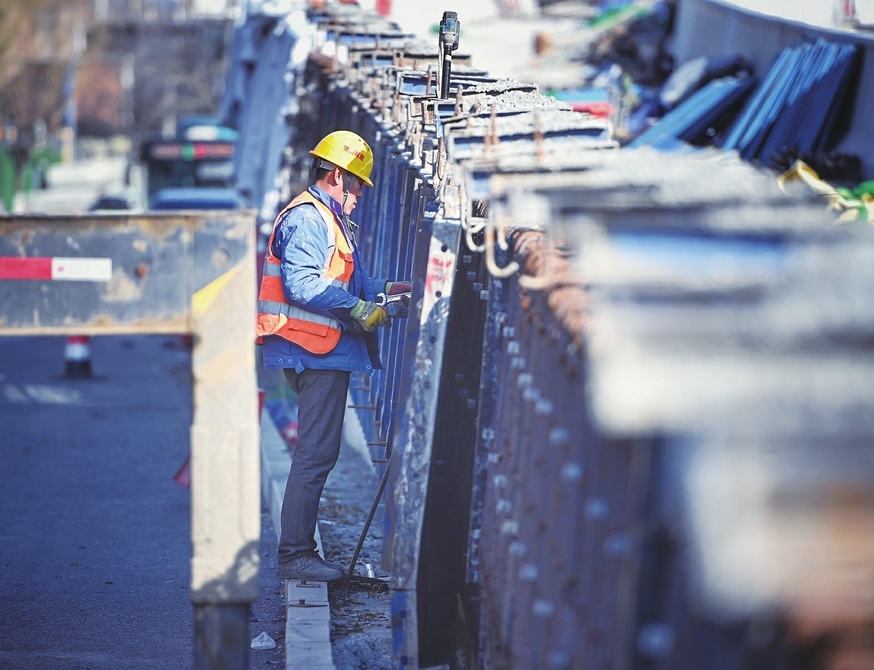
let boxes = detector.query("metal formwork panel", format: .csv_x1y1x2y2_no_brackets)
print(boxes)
381,188,439,571
389,216,462,669
414,223,490,668
481,155,874,668
472,234,644,670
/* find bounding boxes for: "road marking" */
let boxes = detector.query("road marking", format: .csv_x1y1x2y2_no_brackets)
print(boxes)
1,383,84,404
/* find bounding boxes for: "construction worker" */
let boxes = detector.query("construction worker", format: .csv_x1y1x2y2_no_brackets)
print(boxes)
257,130,410,582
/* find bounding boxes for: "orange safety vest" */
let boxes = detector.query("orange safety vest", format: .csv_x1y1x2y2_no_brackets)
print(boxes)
256,191,355,354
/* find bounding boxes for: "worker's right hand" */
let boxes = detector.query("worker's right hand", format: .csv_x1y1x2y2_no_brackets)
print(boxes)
350,299,391,331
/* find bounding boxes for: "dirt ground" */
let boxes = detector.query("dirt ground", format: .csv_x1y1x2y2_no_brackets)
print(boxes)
250,510,288,668
319,434,393,670
250,374,393,669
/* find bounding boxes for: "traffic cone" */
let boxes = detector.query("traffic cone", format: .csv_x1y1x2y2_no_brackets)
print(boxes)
280,421,298,448
173,455,191,489
64,336,92,378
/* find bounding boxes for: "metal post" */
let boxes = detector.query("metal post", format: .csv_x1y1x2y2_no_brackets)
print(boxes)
194,604,250,669
834,0,857,27
438,12,459,99
190,221,260,669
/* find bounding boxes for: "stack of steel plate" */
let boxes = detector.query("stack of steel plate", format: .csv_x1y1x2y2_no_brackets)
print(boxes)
721,39,859,163
629,76,757,149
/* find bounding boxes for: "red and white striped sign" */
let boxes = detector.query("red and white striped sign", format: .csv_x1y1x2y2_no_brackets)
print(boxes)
0,257,112,281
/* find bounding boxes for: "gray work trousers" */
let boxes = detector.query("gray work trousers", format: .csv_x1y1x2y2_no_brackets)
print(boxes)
278,367,351,564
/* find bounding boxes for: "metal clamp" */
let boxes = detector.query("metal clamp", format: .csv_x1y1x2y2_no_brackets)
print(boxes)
288,598,327,608
294,580,322,589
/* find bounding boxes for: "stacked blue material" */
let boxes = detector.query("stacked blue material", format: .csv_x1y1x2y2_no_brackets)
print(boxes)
630,76,757,149
720,39,859,163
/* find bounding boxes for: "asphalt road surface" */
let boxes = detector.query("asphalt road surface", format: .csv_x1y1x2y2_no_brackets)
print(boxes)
0,335,194,669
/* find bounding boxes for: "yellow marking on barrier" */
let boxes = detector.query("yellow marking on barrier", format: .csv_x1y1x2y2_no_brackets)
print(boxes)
193,266,239,317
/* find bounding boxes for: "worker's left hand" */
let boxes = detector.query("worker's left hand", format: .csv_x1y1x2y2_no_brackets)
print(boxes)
351,299,391,331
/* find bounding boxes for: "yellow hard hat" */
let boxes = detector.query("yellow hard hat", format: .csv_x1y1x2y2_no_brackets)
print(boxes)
309,130,374,187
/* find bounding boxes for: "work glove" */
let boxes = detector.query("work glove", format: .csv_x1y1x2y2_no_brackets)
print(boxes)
350,299,391,331
383,300,409,319
385,281,412,307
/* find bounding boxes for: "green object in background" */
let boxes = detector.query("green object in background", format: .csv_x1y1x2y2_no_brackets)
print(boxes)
589,3,650,30
0,148,14,213
834,182,874,222
849,180,874,199
778,160,874,224
0,146,62,211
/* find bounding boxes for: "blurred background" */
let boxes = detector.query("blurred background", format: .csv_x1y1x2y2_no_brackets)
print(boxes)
6,0,873,215
0,0,235,213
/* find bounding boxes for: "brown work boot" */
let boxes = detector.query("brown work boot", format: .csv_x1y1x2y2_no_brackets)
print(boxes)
276,553,343,582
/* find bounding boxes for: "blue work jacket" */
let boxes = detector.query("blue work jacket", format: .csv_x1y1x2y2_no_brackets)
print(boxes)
261,186,386,373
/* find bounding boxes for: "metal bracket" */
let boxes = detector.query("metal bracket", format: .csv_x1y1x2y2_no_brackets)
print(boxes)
288,599,328,608
294,580,322,589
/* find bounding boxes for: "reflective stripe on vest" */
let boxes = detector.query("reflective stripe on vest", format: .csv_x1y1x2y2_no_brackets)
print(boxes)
261,262,350,290
256,191,354,354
